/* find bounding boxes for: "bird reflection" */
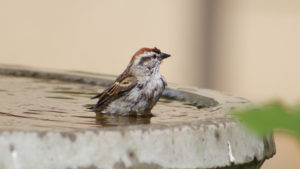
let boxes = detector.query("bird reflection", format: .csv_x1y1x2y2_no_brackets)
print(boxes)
95,113,151,127
84,103,152,127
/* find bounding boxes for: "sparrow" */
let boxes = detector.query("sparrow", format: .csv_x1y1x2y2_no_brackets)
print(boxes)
92,47,171,116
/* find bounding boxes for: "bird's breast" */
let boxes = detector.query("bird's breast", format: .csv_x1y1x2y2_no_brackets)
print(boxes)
140,73,165,100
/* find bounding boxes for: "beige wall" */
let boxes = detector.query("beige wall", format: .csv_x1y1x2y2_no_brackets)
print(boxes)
1,0,299,102
210,0,300,104
2,0,298,104
0,0,207,87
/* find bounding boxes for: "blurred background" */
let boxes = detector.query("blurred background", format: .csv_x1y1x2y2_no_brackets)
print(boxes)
0,0,299,168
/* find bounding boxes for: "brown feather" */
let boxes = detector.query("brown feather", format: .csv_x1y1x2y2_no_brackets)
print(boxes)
93,75,137,111
129,47,161,66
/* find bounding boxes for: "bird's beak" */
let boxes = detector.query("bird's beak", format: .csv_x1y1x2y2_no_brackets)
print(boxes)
160,53,171,60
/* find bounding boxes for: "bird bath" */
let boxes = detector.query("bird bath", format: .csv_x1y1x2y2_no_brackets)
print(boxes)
0,64,275,169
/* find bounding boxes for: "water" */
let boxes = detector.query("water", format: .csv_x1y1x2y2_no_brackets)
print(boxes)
0,75,220,131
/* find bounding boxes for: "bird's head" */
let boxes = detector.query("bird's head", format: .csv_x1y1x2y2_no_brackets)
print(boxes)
129,47,170,75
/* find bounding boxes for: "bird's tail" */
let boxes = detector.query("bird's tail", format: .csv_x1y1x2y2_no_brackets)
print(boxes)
91,92,103,99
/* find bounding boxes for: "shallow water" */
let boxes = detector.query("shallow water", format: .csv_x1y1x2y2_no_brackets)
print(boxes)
0,75,220,131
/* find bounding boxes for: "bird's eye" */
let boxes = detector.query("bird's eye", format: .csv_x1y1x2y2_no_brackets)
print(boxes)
152,54,157,59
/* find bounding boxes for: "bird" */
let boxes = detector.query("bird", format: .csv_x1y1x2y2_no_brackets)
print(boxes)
92,47,171,116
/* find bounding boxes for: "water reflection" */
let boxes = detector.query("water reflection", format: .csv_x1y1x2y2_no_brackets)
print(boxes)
95,114,151,127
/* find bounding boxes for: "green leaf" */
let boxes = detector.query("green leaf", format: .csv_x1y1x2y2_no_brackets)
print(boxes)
233,102,300,140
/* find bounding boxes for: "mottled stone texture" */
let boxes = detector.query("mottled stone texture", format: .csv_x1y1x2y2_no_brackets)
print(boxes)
0,65,275,169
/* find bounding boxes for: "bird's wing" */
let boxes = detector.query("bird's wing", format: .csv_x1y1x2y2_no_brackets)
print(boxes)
92,75,137,110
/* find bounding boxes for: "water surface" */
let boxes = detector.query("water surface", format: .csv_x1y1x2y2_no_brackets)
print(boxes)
0,75,219,131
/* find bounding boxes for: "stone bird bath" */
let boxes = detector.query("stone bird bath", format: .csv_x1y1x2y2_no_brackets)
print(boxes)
0,64,275,169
